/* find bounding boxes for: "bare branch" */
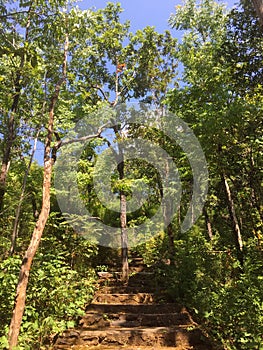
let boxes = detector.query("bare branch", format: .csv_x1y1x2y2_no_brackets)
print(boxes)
60,122,109,147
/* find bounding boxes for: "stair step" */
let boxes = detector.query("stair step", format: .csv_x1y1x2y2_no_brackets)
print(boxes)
53,256,215,350
55,325,213,349
131,257,144,262
86,303,183,314
80,311,192,329
99,286,156,294
93,293,154,305
69,347,192,350
55,325,194,348
106,271,154,277
129,266,147,272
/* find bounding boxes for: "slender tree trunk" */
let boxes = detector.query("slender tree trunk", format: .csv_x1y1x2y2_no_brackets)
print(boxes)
10,132,39,256
163,158,176,263
166,224,175,264
222,171,243,265
203,206,213,241
8,34,69,350
117,151,129,283
120,192,129,283
111,54,129,283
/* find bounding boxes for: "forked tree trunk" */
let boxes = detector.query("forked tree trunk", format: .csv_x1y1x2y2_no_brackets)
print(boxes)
8,34,69,349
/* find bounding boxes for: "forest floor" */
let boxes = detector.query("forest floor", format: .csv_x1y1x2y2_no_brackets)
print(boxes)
53,258,220,350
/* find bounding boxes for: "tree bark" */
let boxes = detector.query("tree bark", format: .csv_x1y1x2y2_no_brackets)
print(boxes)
251,0,263,25
120,192,129,283
203,206,213,241
8,34,69,349
117,152,129,283
163,158,176,263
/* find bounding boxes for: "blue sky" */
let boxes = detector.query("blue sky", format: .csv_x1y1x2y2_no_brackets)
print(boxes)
35,0,239,162
79,0,239,33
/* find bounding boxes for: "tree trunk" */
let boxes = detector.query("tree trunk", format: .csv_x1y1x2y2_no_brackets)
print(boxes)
8,34,69,350
251,0,263,25
203,206,213,241
8,157,52,349
10,132,39,256
222,171,244,266
120,192,129,283
167,223,176,264
163,158,176,263
117,151,129,283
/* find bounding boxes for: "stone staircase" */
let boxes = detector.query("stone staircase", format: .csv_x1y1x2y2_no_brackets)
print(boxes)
53,257,215,350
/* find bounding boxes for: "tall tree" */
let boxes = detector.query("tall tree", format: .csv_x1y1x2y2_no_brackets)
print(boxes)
5,2,178,345
66,5,177,280
167,0,263,263
8,26,69,349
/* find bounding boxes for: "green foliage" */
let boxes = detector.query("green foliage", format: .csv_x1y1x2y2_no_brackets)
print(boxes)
0,0,262,349
0,244,97,349
140,230,263,349
163,1,263,348
0,255,22,328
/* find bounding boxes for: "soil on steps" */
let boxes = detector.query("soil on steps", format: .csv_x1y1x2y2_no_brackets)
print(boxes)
53,258,217,350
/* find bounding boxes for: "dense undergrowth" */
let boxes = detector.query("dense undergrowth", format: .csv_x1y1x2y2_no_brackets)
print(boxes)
135,233,263,350
0,231,98,349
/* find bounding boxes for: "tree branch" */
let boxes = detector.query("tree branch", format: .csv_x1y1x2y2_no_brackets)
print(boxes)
90,85,110,104
60,122,109,147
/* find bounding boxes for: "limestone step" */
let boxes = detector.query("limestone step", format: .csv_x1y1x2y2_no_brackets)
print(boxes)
67,346,194,350
128,273,157,287
93,293,154,305
52,257,215,350
130,257,144,263
54,325,212,349
80,311,192,329
98,271,157,290
85,303,183,315
129,271,155,277
70,347,190,350
129,265,148,273
103,271,154,278
99,286,156,294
